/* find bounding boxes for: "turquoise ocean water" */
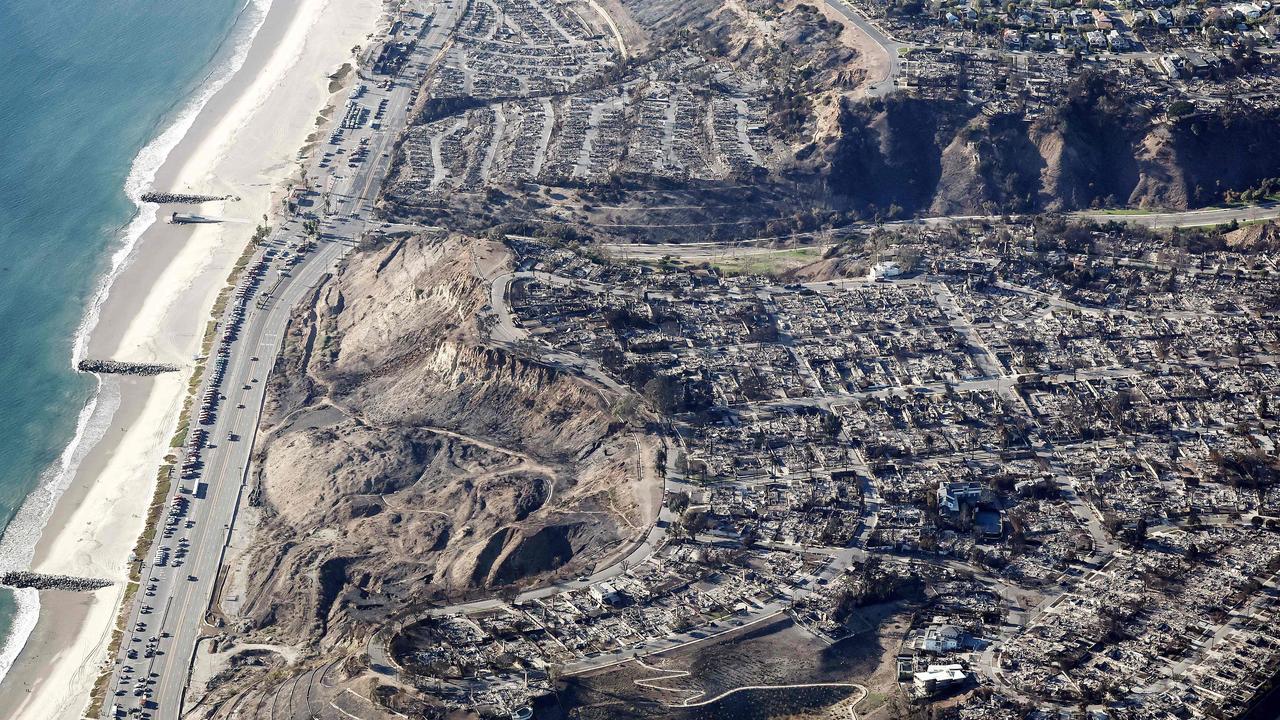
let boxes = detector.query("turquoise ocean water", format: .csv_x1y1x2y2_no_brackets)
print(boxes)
0,0,253,682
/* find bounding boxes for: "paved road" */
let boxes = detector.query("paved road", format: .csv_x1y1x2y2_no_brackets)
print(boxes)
603,202,1280,262
487,270,632,392
1077,201,1280,228
102,1,462,718
822,0,911,97
104,213,353,720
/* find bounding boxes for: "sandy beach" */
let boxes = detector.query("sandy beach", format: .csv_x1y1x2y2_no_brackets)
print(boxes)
0,0,381,715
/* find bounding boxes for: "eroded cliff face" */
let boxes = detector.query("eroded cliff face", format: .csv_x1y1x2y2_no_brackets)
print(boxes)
822,96,970,215
930,113,1046,215
236,234,657,647
1129,113,1280,209
819,92,1280,216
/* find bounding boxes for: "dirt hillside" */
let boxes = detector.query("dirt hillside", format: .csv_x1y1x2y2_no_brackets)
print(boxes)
234,233,658,647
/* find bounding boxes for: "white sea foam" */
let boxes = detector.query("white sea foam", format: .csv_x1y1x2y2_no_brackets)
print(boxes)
0,380,115,682
0,588,39,684
0,0,273,686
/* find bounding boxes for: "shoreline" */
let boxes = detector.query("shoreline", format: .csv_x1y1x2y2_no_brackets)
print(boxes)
0,0,383,715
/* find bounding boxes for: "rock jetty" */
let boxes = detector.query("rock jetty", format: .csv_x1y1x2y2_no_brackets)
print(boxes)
78,359,179,376
0,571,113,592
140,192,239,204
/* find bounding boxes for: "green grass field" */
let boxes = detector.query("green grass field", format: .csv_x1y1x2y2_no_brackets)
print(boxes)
703,248,823,277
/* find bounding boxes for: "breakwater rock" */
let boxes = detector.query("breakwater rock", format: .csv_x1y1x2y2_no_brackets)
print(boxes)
78,359,179,376
140,192,239,204
1,571,113,592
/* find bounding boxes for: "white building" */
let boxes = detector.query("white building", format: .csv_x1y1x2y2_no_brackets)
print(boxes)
589,581,621,605
868,261,903,282
918,623,963,653
913,664,968,695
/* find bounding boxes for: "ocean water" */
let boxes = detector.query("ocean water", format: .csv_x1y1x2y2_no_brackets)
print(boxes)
0,0,259,683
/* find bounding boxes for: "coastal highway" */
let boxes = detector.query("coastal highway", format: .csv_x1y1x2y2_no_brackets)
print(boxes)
106,205,352,720
101,1,461,718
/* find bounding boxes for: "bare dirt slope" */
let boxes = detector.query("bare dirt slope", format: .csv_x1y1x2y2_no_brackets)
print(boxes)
231,233,658,649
